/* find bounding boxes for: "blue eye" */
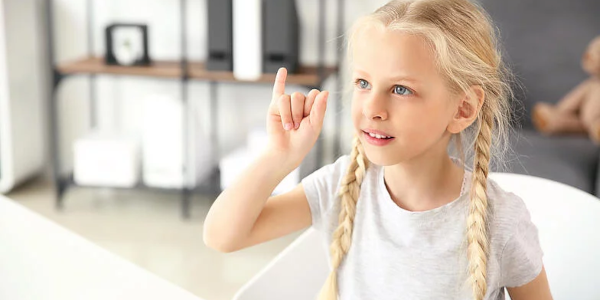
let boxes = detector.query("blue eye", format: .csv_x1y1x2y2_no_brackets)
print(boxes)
394,85,412,95
357,79,371,89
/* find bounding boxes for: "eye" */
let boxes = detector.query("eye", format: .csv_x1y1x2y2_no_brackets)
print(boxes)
355,79,371,90
394,85,413,96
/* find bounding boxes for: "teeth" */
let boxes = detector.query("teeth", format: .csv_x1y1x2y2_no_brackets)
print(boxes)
368,132,390,139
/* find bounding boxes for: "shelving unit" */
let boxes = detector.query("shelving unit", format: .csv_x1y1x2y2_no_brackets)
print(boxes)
45,0,344,219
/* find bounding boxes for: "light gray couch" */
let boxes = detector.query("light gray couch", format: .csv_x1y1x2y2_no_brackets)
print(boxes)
481,0,600,196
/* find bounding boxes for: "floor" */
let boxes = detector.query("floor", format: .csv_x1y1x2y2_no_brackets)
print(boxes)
7,176,304,300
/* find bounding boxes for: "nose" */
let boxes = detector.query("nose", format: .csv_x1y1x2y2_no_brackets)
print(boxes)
363,92,388,121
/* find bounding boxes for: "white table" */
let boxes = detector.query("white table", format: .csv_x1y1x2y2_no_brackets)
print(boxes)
0,195,204,300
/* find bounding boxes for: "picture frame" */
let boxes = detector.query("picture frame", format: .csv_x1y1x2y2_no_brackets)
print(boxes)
105,23,151,66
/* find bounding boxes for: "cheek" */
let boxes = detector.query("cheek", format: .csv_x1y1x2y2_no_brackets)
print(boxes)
394,100,451,134
351,96,363,128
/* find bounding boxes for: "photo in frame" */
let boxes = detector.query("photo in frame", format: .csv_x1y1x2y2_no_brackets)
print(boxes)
105,23,151,66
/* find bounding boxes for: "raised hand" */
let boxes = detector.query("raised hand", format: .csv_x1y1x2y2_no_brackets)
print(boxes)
265,67,329,167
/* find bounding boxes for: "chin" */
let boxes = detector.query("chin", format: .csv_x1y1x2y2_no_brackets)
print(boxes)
360,145,404,167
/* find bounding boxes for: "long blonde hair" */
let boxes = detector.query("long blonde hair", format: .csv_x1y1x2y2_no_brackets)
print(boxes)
319,0,514,299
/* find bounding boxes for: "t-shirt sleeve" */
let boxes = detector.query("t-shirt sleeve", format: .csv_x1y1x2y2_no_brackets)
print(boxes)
300,155,350,231
500,197,544,288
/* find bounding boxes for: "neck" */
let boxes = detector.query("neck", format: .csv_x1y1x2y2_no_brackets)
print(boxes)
383,147,465,212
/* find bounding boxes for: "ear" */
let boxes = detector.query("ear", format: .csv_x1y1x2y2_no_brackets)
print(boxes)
447,85,485,134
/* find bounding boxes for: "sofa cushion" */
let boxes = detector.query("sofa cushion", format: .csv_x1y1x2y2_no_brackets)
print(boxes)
503,129,599,195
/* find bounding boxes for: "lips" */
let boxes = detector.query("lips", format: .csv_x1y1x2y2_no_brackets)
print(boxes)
362,129,394,139
362,130,395,146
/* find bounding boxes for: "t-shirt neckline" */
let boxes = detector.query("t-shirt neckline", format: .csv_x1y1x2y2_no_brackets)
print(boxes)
377,157,470,216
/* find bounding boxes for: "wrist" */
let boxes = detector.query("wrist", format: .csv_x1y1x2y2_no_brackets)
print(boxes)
259,149,300,173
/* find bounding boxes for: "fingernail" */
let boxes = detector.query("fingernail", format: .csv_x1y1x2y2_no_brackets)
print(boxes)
294,122,300,129
284,123,292,130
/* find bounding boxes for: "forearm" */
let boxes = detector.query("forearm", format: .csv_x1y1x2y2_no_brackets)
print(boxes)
203,151,297,251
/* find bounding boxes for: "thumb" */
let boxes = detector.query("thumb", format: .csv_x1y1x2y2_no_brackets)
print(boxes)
309,91,329,130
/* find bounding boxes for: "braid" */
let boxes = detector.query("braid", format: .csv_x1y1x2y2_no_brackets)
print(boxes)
318,136,369,300
467,106,494,300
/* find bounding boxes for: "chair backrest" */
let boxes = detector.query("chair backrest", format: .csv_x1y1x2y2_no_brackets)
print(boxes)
490,172,600,300
234,173,600,300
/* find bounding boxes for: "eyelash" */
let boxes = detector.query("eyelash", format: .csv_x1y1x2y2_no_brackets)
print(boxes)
353,79,414,96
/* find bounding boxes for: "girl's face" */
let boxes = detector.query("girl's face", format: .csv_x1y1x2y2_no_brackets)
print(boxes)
351,27,459,166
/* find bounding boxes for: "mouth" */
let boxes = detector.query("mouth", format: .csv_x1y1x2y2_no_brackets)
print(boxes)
362,129,394,140
362,130,395,146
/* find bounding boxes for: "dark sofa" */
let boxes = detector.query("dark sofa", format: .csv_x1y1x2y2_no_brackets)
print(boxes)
481,0,600,196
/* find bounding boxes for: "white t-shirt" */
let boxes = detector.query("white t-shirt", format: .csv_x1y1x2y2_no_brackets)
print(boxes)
301,155,544,300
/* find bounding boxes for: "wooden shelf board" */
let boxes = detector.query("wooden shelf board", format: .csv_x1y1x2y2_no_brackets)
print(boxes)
57,57,338,86
57,57,182,78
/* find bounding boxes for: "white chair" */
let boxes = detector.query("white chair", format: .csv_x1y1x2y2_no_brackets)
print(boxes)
232,227,329,300
233,173,600,300
490,173,600,299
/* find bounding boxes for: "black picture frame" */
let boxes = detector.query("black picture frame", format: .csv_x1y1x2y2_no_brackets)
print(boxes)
105,23,151,66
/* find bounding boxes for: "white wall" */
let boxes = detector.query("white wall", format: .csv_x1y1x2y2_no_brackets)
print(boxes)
50,0,390,173
0,0,46,191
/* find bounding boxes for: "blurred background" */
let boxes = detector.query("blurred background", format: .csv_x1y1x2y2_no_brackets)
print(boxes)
2,0,600,299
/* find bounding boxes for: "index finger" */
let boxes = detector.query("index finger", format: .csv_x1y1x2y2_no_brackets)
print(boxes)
272,67,287,102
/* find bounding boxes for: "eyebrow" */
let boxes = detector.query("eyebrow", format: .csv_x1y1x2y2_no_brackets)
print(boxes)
353,68,421,83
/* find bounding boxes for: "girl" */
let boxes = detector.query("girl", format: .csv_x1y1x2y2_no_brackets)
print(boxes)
203,0,553,299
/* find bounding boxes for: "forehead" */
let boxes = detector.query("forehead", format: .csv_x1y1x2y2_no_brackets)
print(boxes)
351,26,437,79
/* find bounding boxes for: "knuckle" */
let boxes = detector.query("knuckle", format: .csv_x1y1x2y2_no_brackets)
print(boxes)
278,94,289,104
278,109,289,120
279,108,289,118
291,92,303,101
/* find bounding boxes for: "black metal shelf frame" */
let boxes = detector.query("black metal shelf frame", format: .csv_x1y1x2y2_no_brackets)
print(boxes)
45,0,345,219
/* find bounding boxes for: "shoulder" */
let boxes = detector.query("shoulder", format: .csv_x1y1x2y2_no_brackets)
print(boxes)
485,177,533,244
322,154,352,176
301,154,352,192
462,171,531,234
301,155,352,229
485,177,544,287
487,178,530,227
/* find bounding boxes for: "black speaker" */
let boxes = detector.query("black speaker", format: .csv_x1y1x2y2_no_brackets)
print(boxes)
206,0,233,71
263,0,300,74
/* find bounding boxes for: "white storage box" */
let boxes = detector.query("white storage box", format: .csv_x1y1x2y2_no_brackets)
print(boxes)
219,147,299,195
142,94,214,189
73,131,140,188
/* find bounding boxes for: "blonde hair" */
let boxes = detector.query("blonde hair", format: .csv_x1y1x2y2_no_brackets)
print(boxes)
319,0,515,299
